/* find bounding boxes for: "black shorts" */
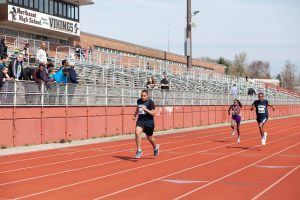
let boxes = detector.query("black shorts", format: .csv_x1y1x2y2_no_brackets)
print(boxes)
257,117,268,126
136,122,154,136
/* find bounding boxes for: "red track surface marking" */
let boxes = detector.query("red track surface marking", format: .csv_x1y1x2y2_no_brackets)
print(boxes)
0,116,299,200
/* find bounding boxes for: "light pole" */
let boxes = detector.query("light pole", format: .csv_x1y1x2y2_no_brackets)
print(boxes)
185,0,199,70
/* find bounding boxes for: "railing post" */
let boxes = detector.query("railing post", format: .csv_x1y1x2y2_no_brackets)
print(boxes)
86,85,89,106
121,87,124,106
65,83,68,106
41,82,44,106
105,84,108,106
13,81,17,106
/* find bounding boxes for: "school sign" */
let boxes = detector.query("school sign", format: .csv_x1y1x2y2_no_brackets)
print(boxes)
8,5,80,36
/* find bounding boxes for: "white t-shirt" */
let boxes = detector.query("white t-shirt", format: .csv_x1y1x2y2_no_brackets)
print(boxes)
36,48,47,64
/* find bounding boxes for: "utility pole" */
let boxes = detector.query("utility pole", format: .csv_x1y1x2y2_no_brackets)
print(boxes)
186,0,192,70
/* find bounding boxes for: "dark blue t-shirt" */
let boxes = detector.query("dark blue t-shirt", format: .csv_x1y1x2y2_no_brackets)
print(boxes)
252,100,269,119
137,98,155,128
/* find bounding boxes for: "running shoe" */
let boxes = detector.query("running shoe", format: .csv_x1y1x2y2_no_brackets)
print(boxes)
237,137,240,143
154,144,160,157
134,150,143,159
232,130,236,136
263,132,268,145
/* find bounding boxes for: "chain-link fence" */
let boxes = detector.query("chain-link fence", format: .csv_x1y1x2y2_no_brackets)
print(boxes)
0,81,299,107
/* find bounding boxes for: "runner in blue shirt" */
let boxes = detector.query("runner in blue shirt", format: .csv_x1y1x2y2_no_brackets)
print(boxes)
133,90,159,158
250,93,275,145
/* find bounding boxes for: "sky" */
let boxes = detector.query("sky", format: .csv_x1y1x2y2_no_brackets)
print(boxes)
80,0,300,76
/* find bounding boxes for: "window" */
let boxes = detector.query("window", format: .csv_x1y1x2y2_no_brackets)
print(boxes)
44,0,48,13
39,0,43,12
34,0,38,9
54,0,57,15
70,6,74,19
49,0,53,14
13,0,18,4
67,4,71,18
74,6,79,20
23,0,29,7
19,0,23,6
62,3,66,17
58,2,62,16
7,0,13,3
29,0,33,8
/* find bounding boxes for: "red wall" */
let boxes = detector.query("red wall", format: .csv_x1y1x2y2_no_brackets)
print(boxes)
1,105,300,147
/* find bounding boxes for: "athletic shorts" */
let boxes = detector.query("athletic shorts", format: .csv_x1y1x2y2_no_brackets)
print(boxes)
232,115,241,124
257,117,268,125
136,121,154,136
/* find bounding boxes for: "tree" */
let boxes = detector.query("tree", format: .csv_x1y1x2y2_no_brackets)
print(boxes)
276,74,282,87
231,52,247,76
247,60,271,79
217,57,231,75
281,60,297,90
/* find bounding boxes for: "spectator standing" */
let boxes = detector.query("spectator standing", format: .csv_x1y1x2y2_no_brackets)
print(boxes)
36,42,47,65
8,53,25,80
0,55,8,69
0,67,13,104
0,38,8,57
230,84,238,98
68,64,78,104
75,42,81,59
54,61,69,104
22,43,29,58
46,63,57,104
60,59,68,69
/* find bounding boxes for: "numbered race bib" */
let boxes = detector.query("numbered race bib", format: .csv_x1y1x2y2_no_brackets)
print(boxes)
138,105,145,115
258,105,266,114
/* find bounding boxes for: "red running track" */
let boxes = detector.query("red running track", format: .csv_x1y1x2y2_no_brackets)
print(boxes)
0,116,299,200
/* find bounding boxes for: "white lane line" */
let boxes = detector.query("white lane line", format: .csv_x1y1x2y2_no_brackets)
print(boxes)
93,129,300,200
0,127,235,174
161,180,210,184
174,143,300,199
15,127,289,200
0,124,238,165
251,165,300,200
0,122,290,173
0,127,256,186
254,165,296,169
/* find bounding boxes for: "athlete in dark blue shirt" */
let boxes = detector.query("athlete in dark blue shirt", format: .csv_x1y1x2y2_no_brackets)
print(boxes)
133,90,159,158
251,93,275,145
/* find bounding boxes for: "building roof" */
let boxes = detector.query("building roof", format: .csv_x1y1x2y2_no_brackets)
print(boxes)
63,0,95,6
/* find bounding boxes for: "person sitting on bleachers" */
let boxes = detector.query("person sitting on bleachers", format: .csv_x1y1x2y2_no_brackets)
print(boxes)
8,53,25,81
36,42,47,65
247,88,256,95
160,75,170,90
146,77,155,89
0,55,8,69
